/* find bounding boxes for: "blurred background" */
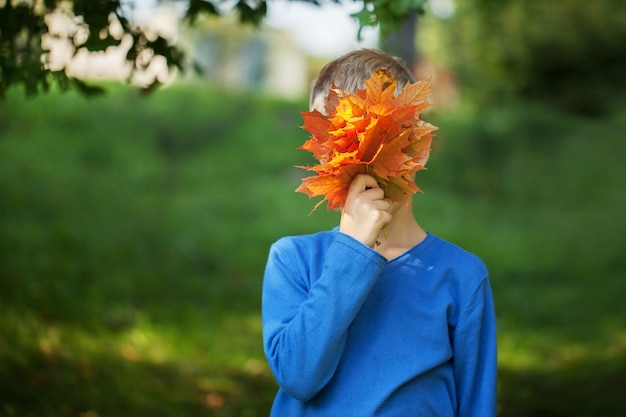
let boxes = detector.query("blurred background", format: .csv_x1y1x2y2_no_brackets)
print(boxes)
1,0,625,416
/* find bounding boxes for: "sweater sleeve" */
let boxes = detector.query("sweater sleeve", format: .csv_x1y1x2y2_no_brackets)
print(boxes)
262,232,386,401
453,276,498,417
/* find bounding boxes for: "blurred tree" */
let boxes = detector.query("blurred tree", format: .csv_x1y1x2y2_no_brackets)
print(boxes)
420,0,625,115
0,0,429,99
380,10,419,70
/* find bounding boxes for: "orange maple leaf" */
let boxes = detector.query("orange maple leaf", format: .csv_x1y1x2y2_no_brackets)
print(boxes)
296,69,438,212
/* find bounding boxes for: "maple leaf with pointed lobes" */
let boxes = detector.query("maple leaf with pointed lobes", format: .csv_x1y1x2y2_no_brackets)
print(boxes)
296,69,438,212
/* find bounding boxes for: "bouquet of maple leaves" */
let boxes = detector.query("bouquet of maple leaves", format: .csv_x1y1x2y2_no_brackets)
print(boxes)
296,68,438,212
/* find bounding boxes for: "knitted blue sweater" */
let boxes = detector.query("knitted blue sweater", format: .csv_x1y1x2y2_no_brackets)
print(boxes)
262,229,497,417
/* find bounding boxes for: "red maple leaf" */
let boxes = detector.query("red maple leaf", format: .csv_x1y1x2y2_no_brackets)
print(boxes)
296,69,438,212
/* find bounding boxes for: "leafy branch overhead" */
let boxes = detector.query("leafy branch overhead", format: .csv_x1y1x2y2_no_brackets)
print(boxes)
0,0,428,99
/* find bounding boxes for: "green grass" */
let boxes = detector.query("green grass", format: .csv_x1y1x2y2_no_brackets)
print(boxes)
0,83,624,416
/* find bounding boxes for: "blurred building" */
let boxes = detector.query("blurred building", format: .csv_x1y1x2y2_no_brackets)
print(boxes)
183,13,310,100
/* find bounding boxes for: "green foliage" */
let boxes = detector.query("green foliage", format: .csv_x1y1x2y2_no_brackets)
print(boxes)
0,84,624,416
0,0,187,98
0,0,269,98
0,83,331,322
352,0,428,39
182,0,267,25
0,1,52,96
420,0,626,115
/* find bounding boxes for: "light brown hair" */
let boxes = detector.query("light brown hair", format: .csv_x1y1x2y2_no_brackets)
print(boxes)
309,49,416,112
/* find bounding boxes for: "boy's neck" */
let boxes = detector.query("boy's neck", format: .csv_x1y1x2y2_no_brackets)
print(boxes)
374,200,427,261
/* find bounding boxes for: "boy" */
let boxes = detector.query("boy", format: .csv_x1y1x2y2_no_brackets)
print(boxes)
262,49,497,417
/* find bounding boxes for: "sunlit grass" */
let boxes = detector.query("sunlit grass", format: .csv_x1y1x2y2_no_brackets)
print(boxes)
0,305,275,416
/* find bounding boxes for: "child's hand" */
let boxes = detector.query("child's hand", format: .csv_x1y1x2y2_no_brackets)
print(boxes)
340,174,392,248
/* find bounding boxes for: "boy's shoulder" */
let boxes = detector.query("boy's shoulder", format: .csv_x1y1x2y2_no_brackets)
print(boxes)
423,234,488,276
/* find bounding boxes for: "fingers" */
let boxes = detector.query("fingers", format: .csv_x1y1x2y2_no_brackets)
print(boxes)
347,174,387,206
372,198,391,212
348,174,380,194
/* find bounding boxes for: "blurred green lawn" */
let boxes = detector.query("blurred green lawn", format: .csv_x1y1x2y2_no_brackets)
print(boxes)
0,84,624,416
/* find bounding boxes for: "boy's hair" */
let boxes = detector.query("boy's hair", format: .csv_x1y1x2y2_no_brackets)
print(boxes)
309,49,416,112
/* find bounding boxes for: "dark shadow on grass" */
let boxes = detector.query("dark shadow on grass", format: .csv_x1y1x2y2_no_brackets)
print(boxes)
498,354,626,417
0,343,277,417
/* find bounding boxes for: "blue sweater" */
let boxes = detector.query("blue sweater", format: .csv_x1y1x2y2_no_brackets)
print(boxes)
262,229,497,417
